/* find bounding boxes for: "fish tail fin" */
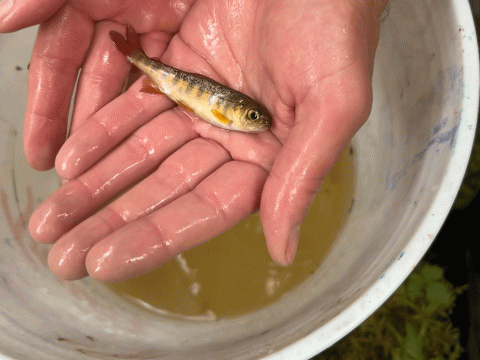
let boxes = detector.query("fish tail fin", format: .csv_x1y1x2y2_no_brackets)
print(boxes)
109,24,142,57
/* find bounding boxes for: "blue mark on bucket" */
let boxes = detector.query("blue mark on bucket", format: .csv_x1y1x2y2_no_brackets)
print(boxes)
379,257,397,280
388,123,459,190
387,63,466,190
4,238,14,247
414,125,459,162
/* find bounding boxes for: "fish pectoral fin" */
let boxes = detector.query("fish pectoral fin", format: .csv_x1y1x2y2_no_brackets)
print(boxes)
140,77,163,95
211,109,232,126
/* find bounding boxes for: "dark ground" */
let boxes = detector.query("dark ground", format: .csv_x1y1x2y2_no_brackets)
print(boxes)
425,193,479,360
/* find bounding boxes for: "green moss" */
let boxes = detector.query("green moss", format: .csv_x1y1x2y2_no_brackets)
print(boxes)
314,263,467,360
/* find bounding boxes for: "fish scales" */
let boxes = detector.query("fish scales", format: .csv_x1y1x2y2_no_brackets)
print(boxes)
110,26,272,132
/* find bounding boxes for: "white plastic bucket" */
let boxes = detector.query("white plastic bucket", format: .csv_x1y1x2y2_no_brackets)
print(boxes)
0,0,478,359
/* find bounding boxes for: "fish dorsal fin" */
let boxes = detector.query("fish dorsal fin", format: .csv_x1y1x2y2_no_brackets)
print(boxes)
140,77,163,95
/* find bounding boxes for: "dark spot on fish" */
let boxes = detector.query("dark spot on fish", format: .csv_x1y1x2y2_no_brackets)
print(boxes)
171,73,180,85
196,84,206,98
15,66,22,71
349,146,354,156
184,83,193,94
27,63,30,70
216,97,225,109
86,336,94,341
57,337,68,342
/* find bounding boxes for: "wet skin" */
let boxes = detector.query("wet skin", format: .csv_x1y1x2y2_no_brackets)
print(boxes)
0,0,388,282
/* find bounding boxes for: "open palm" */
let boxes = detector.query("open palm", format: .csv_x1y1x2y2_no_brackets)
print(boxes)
1,0,385,282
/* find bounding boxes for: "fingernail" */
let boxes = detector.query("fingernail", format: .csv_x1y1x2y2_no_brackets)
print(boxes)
286,225,300,264
0,0,14,22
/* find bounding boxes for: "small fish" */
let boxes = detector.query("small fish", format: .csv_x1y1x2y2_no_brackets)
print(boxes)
109,25,272,132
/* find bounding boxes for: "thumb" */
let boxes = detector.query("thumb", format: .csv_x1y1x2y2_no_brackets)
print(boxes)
0,0,67,33
260,67,372,266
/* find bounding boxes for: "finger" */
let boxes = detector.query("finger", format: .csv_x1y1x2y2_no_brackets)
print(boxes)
0,0,66,33
260,68,372,265
23,7,93,170
188,110,282,172
85,161,268,283
67,22,132,134
55,75,174,180
48,138,231,280
29,111,197,244
68,24,173,134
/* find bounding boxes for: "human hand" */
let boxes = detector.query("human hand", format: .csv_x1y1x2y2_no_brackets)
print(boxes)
1,0,387,282
0,0,200,170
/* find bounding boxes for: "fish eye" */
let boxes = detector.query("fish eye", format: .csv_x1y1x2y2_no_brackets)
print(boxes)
247,109,261,121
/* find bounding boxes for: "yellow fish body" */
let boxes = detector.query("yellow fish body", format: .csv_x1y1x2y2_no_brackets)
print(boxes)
110,25,272,133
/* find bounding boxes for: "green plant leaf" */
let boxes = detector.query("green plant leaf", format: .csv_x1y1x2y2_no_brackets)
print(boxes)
312,262,466,360
403,322,423,360
406,273,423,301
426,282,451,306
420,264,443,283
